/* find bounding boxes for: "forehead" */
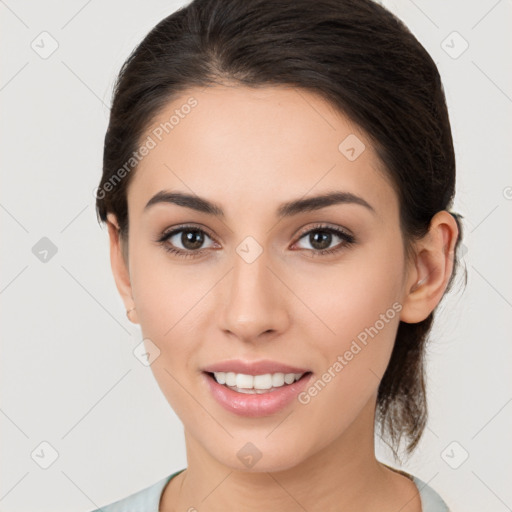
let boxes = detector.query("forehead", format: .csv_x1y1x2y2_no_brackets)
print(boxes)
128,85,397,219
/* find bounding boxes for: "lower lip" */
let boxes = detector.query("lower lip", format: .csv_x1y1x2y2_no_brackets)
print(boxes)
203,372,313,418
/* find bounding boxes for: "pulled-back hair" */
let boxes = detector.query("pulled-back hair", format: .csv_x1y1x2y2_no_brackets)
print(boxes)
96,0,464,459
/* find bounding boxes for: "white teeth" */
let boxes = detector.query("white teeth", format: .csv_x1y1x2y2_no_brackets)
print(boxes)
271,373,285,387
236,373,254,389
215,372,227,385
212,371,305,390
284,373,295,385
253,374,273,389
225,372,236,386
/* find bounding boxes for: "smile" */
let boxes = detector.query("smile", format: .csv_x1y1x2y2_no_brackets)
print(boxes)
203,371,313,417
211,371,306,393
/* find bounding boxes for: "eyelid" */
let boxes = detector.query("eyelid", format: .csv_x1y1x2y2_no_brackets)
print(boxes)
294,222,354,240
156,222,355,258
291,223,355,252
157,222,352,243
155,224,219,260
157,223,217,242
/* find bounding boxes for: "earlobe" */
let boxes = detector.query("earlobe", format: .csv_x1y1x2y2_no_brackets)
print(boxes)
106,213,139,324
400,210,459,324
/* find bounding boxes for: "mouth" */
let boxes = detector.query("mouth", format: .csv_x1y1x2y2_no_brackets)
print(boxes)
203,370,313,394
205,372,311,395
202,369,314,417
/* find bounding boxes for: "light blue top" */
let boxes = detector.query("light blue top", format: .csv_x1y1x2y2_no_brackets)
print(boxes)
88,468,450,511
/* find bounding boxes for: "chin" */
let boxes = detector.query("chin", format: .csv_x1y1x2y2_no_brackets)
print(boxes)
201,433,318,475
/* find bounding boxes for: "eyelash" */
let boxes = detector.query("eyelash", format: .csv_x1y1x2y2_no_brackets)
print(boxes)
155,223,356,259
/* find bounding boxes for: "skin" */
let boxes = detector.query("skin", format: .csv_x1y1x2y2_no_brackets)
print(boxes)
106,84,458,512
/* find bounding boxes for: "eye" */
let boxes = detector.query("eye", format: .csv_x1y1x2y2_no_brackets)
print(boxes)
155,223,355,259
293,224,355,257
156,225,217,258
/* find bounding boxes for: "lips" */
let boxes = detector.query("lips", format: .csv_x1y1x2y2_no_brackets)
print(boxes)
202,359,311,375
203,370,314,417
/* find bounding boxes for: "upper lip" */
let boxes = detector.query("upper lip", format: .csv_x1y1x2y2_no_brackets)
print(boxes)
202,359,311,375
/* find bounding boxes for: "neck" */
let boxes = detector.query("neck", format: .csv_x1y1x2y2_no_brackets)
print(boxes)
160,394,419,512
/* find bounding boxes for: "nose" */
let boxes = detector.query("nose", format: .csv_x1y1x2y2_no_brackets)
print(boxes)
217,246,290,343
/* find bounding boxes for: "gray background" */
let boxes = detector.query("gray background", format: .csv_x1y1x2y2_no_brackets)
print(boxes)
1,1,511,510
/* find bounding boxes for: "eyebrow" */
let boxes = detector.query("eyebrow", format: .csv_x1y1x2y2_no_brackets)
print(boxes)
144,190,376,217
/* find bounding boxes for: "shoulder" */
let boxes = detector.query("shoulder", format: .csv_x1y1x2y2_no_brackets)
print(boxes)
410,474,451,512
86,471,182,512
383,464,450,512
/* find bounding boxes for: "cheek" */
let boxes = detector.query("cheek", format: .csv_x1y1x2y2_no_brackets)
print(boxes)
297,235,405,403
128,244,210,415
301,233,405,341
127,242,217,406
129,237,208,334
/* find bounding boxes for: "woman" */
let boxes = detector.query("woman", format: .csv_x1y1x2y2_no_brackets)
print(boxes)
91,0,463,510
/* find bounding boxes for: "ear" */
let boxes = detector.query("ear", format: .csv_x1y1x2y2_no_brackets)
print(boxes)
106,213,139,324
400,210,459,323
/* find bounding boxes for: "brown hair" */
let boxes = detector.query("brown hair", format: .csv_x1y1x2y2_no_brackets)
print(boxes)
96,0,464,459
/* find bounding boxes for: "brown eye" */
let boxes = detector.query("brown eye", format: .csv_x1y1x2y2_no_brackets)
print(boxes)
178,229,206,250
157,226,217,258
307,230,333,251
294,225,355,257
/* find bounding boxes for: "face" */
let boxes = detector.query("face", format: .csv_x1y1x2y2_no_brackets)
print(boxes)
110,85,416,472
